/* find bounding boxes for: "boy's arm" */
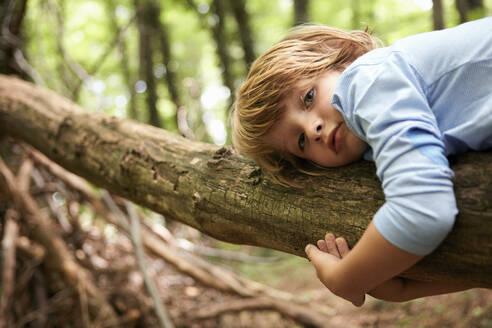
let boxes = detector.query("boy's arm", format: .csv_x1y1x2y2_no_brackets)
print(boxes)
306,221,423,306
306,224,472,305
368,277,471,302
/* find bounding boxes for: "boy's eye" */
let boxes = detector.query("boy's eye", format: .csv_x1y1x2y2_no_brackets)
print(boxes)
298,133,305,151
303,88,315,108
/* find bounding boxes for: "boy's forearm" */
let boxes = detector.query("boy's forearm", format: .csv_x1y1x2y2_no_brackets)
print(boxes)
368,278,472,302
330,221,423,299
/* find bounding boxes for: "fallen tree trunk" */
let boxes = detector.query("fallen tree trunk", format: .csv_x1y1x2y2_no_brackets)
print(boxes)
0,75,491,287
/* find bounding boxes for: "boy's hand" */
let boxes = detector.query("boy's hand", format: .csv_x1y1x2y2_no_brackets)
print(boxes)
305,233,365,307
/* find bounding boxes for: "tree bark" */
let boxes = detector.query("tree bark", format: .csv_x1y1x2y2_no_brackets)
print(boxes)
0,75,491,287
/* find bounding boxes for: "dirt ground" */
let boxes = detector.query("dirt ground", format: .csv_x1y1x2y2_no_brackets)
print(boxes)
182,250,492,327
133,233,492,328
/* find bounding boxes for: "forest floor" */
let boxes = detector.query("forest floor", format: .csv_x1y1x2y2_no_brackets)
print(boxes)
49,222,490,328
216,243,492,328
156,235,492,328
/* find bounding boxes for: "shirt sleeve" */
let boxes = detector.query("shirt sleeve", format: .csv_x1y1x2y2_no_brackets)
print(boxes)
332,50,458,255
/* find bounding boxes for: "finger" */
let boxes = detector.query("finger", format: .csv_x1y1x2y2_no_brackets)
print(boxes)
335,237,350,258
325,233,340,258
305,244,316,262
317,239,329,253
305,244,327,267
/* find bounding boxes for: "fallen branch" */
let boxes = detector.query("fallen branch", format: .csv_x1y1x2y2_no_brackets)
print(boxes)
179,297,330,328
0,155,118,323
175,237,279,263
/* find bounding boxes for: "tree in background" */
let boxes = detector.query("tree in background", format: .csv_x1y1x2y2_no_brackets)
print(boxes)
135,0,160,128
209,0,235,105
294,0,310,26
106,0,137,120
456,0,485,22
230,0,256,69
0,0,34,81
433,0,445,29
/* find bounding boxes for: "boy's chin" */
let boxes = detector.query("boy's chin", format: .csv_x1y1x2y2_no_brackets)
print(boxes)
313,155,363,168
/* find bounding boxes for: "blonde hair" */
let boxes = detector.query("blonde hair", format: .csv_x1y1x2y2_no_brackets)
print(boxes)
231,25,381,185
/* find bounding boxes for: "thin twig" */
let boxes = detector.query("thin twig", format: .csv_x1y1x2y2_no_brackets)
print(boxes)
32,271,48,328
176,237,279,263
141,218,277,262
102,191,175,327
126,201,175,328
0,211,19,328
77,280,90,328
16,158,33,192
101,190,130,231
180,297,330,328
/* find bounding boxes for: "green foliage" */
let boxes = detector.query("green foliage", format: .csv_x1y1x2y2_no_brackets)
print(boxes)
21,0,491,145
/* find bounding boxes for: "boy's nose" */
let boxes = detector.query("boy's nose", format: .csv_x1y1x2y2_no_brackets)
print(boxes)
307,121,323,142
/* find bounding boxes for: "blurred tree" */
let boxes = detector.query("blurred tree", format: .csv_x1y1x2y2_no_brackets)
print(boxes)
54,1,93,100
211,0,235,103
351,0,361,29
230,0,256,70
0,0,32,80
433,0,445,29
350,0,376,31
456,0,485,22
152,0,192,137
135,0,160,128
186,0,236,111
293,0,310,26
106,0,138,120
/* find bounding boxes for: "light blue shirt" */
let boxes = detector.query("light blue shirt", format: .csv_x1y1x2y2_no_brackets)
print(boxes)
331,18,492,255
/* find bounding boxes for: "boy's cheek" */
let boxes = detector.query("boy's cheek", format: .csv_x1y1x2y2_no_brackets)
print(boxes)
347,132,368,160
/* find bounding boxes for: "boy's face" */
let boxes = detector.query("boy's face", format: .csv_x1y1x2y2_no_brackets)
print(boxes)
265,70,367,167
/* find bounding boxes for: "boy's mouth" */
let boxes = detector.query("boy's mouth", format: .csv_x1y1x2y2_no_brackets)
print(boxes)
328,123,342,153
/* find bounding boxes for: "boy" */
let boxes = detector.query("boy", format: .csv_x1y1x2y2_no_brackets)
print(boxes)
232,18,491,305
